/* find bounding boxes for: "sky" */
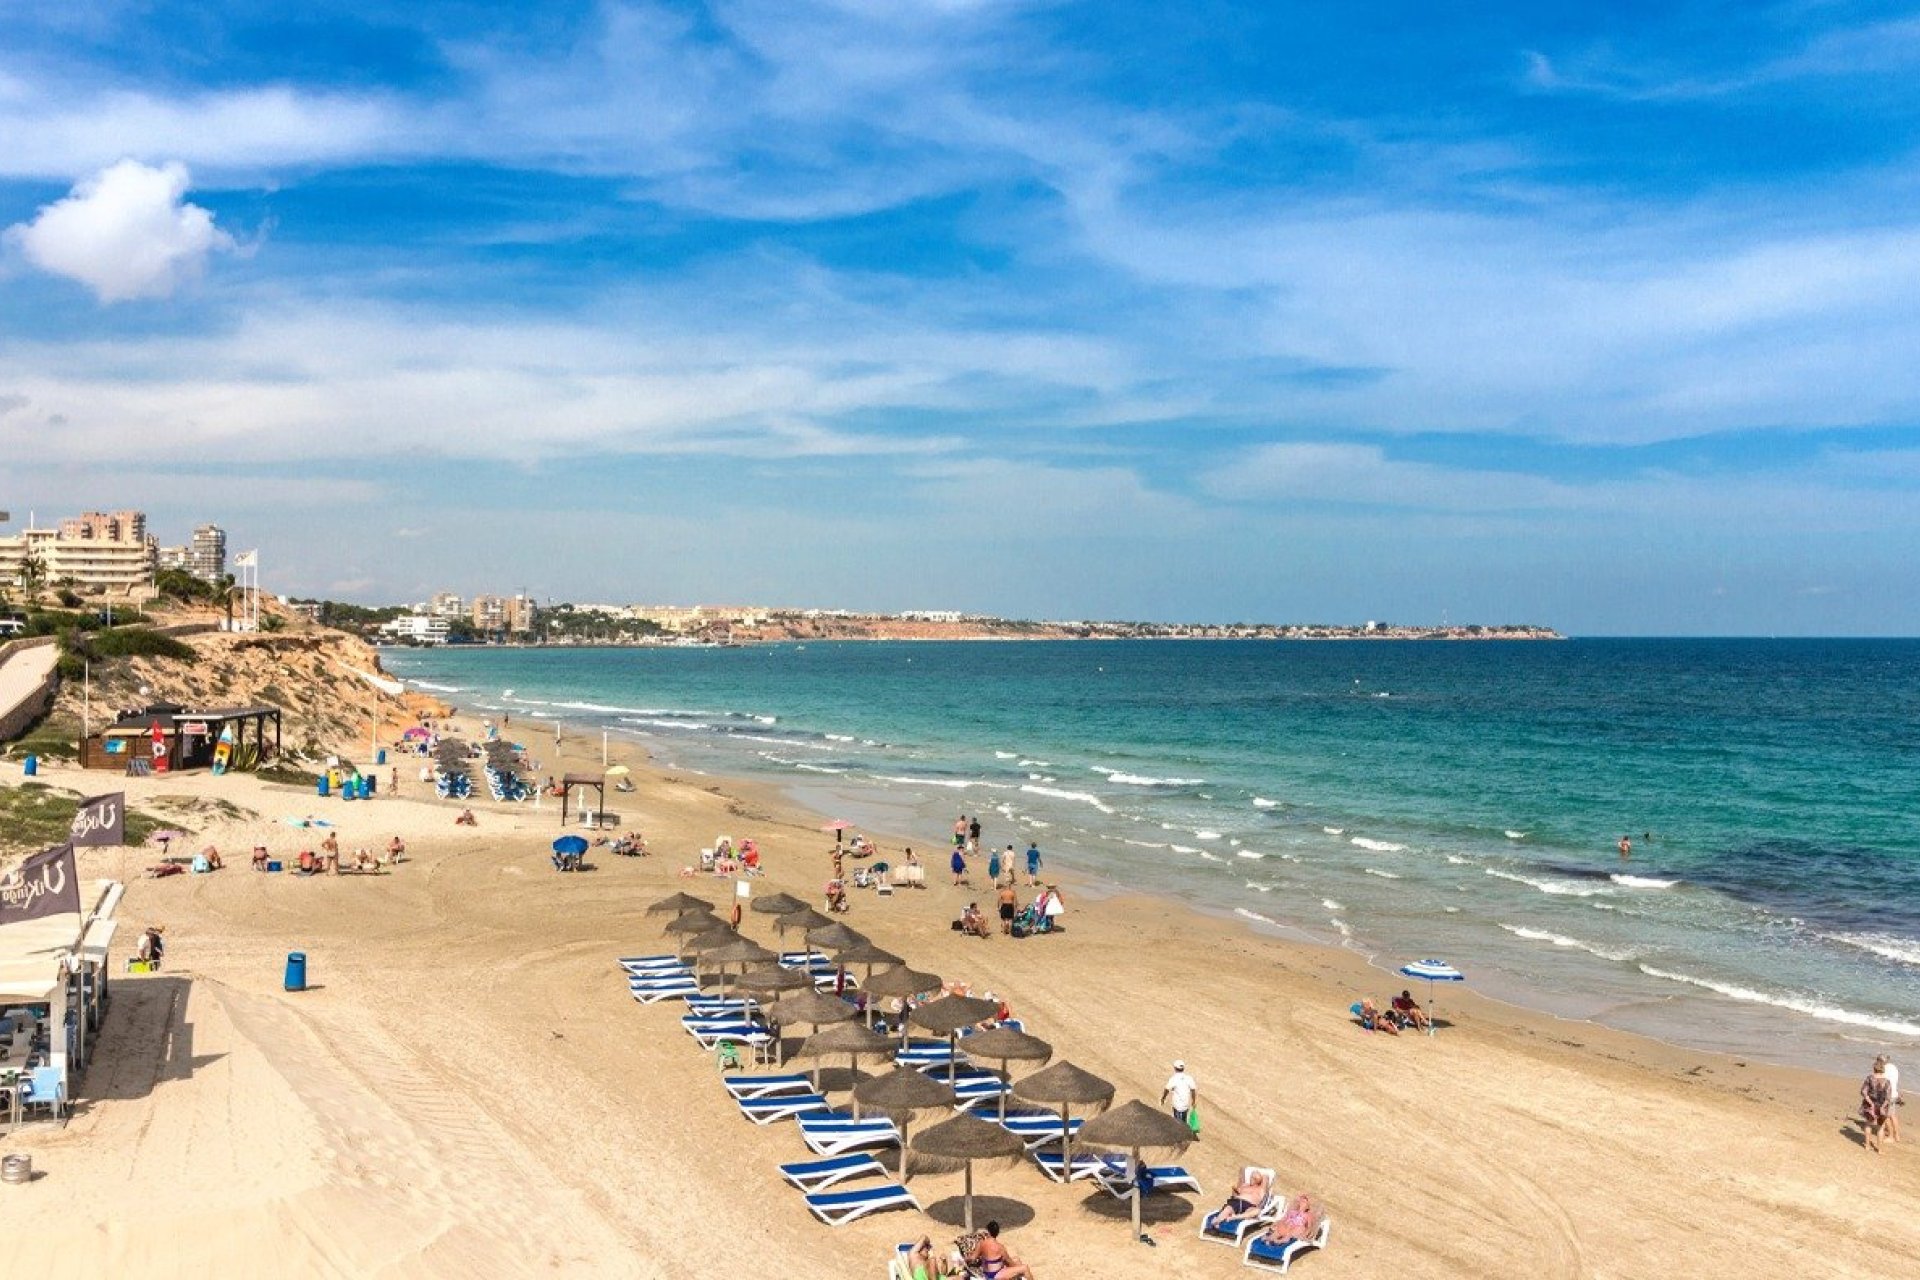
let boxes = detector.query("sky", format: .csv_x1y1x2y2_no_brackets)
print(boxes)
4,2,1920,634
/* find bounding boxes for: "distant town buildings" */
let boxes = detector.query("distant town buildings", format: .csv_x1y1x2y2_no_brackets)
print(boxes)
899,609,963,623
189,524,227,581
467,593,538,637
429,592,464,618
379,614,451,645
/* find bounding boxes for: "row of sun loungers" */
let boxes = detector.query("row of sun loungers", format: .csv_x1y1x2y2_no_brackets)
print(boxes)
613,949,1328,1266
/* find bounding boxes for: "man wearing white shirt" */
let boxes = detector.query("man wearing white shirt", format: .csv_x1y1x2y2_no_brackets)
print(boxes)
1161,1059,1198,1133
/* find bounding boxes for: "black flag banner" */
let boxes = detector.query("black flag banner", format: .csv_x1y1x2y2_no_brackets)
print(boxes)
0,841,82,926
70,792,126,847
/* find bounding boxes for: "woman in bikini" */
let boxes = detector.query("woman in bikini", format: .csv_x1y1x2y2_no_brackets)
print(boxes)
964,1221,1034,1279
1257,1194,1320,1249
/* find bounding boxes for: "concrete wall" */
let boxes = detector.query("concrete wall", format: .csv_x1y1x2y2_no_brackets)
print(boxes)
0,635,60,744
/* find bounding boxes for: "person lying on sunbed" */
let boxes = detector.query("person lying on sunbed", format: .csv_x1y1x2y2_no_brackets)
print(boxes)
1391,990,1430,1032
1257,1194,1321,1249
386,836,407,864
960,903,990,938
1359,998,1400,1034
1211,1167,1273,1228
904,1236,954,1280
455,808,477,826
251,845,270,871
352,847,380,872
824,879,849,912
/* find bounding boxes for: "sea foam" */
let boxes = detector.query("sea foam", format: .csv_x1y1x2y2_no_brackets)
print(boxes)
1823,932,1920,968
1485,868,1612,897
1020,785,1114,813
1610,874,1679,889
1637,966,1920,1038
1497,924,1634,963
1351,837,1406,853
1252,797,1280,809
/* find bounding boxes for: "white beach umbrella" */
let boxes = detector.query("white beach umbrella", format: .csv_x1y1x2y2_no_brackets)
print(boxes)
1397,959,1464,1036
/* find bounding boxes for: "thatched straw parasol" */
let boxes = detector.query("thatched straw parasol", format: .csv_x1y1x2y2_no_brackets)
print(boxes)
1076,1099,1195,1242
735,964,809,996
910,1114,1027,1231
804,921,867,952
774,906,833,936
664,912,727,937
796,1019,896,1089
853,1066,958,1181
957,1028,1052,1120
775,988,859,1029
863,964,943,1029
909,995,1001,1080
1009,1060,1114,1168
751,891,809,916
647,892,715,916
699,937,775,1000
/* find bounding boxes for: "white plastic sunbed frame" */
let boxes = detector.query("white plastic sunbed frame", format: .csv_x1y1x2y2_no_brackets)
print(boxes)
1199,1168,1279,1245
802,1181,920,1226
779,1152,888,1193
1242,1216,1331,1273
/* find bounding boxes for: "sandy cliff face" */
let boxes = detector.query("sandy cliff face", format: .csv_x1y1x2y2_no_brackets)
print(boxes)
54,627,409,758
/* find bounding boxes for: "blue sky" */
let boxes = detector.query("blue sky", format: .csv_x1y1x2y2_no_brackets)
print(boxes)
4,1,1920,633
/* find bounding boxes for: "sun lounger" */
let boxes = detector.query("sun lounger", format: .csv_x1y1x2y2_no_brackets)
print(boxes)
950,1075,1011,1110
736,1092,833,1125
779,1152,889,1193
813,972,859,992
620,954,688,972
629,970,695,988
1243,1217,1330,1272
803,1181,920,1226
895,1043,966,1071
998,1111,1084,1149
1092,1158,1201,1198
779,950,831,970
722,1072,818,1101
798,1112,902,1155
629,979,699,1003
691,1023,772,1051
1199,1169,1279,1245
1032,1149,1111,1182
685,997,757,1017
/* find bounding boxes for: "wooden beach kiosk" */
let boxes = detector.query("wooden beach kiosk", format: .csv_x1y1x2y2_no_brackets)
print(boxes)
80,703,282,774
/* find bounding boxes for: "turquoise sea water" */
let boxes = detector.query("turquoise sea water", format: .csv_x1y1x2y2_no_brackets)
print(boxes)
382,639,1920,1073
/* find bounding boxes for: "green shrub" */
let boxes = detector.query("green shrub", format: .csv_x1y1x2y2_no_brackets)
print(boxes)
87,628,197,663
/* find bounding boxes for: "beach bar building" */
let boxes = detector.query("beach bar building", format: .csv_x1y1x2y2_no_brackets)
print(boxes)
0,877,124,1121
80,703,282,773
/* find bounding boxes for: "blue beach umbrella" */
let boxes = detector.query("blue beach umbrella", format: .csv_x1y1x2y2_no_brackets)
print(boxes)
1397,959,1464,1036
552,835,589,855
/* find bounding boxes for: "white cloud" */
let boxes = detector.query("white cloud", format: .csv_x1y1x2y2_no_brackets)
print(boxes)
6,160,236,302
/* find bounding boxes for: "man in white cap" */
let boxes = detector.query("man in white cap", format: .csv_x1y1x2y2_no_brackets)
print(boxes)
1161,1059,1198,1133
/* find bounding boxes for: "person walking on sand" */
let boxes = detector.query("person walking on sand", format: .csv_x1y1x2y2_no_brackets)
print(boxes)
1863,1058,1896,1152
1162,1059,1198,1131
1618,834,1632,861
1025,840,1042,886
987,845,1003,886
968,815,982,851
950,845,969,887
997,882,1018,934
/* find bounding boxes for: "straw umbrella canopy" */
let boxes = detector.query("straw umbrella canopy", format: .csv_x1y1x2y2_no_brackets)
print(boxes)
796,1019,896,1090
1076,1100,1195,1242
909,995,1002,1080
853,1066,958,1181
664,912,727,937
774,906,833,937
1009,1060,1114,1168
751,891,809,916
735,964,809,996
699,937,775,999
646,892,715,916
863,964,942,1029
804,921,867,952
775,988,859,1029
833,939,901,980
956,1027,1053,1120
910,1114,1027,1232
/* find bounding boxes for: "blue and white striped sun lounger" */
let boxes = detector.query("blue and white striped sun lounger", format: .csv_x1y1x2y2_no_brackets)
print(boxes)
722,1072,817,1101
803,1181,920,1226
685,998,757,1018
684,1015,762,1035
737,1092,832,1125
1243,1216,1330,1272
895,1043,966,1071
798,1112,902,1155
779,950,831,970
630,979,699,1003
950,1076,1010,1110
629,968,695,985
779,1152,888,1193
1094,1159,1202,1198
812,971,860,992
692,1024,772,1051
620,954,686,972
999,1111,1083,1149
1032,1149,1112,1182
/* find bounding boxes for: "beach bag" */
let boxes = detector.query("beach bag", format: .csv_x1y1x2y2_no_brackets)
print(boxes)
1011,921,1029,939
1187,1103,1202,1137
951,919,965,931
1137,1168,1157,1195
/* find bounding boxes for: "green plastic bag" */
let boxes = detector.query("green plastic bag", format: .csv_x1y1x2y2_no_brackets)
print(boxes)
1187,1102,1201,1136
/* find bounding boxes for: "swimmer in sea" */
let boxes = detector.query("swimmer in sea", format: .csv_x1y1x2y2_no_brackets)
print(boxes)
1618,834,1632,861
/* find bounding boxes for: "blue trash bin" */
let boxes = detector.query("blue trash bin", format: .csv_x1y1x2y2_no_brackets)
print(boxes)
22,755,36,777
316,774,330,798
376,748,387,766
364,773,377,796
285,952,307,992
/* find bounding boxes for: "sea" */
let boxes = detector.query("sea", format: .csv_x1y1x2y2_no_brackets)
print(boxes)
381,638,1920,1075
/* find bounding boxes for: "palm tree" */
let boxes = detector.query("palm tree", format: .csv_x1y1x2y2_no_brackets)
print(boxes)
213,573,237,628
18,551,47,600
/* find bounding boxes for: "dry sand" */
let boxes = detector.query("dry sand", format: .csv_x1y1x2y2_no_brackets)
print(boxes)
2,731,1916,1279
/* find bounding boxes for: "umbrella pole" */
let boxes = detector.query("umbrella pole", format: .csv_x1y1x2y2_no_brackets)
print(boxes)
901,1115,912,1185
996,1059,1009,1122
964,1162,975,1233
1131,1148,1143,1240
948,1031,958,1084
1060,1103,1072,1167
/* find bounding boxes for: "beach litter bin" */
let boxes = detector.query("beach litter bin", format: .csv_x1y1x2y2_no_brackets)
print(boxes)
376,748,387,765
363,773,376,796
316,774,330,798
1,1155,31,1185
22,755,36,777
266,860,283,872
285,952,307,992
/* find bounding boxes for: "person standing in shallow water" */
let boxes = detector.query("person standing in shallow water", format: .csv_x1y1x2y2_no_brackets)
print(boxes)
1618,834,1632,861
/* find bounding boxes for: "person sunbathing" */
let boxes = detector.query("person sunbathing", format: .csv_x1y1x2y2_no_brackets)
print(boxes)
960,904,990,938
386,836,407,864
1257,1194,1321,1249
825,879,849,912
352,848,380,872
1391,990,1431,1032
964,1221,1033,1279
199,846,225,870
1359,998,1400,1034
251,845,270,871
455,808,477,826
904,1237,954,1280
1211,1167,1273,1228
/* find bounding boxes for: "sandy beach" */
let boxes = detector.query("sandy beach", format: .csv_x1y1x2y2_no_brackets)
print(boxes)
2,729,1916,1279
